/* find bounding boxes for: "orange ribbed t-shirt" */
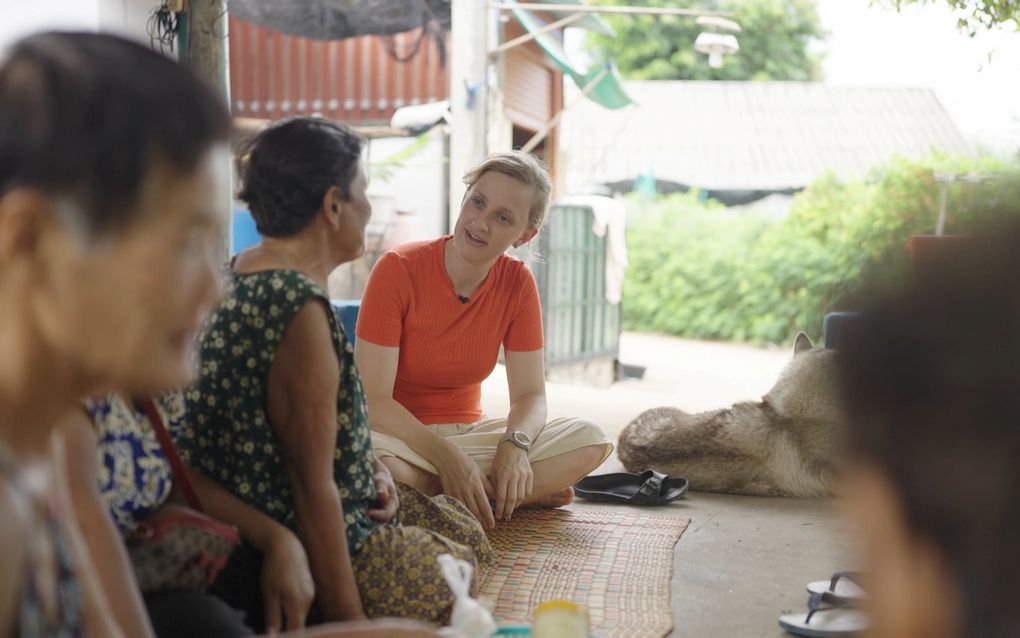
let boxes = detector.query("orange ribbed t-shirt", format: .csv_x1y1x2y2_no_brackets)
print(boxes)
356,236,543,425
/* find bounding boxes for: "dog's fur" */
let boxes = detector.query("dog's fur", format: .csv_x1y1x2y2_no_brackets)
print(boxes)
618,334,842,497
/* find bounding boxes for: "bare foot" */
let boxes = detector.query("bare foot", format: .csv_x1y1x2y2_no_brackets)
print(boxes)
534,486,575,508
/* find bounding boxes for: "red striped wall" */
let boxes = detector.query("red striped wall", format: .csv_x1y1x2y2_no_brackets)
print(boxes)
229,16,450,125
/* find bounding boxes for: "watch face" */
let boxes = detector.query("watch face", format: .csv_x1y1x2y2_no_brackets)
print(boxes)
501,431,532,449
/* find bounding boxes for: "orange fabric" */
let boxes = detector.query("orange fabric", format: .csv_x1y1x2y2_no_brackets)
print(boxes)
357,236,543,425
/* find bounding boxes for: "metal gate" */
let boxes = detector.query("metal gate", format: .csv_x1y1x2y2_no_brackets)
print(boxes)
531,203,620,372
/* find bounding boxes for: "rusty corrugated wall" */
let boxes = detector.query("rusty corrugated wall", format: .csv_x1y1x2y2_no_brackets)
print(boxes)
229,16,450,125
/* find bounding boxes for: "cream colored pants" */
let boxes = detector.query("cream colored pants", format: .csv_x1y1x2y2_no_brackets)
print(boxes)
371,416,613,475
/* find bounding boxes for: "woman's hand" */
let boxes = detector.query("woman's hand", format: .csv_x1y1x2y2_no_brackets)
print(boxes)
368,460,399,524
260,527,316,632
491,442,534,522
434,444,496,530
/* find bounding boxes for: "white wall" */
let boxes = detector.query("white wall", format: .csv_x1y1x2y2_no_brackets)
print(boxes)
1,0,97,51
328,130,446,300
96,0,158,43
367,130,448,241
1,0,158,53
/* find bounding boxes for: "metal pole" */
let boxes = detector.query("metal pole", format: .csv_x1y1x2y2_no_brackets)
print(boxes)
492,12,587,55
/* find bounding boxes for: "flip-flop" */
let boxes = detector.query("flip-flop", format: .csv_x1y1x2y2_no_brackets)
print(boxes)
573,469,688,505
779,591,869,637
807,572,867,603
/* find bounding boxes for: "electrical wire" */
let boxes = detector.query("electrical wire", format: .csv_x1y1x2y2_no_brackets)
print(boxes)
146,2,180,54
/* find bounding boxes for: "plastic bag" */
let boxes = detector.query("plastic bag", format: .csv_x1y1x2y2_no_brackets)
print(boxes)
437,553,497,638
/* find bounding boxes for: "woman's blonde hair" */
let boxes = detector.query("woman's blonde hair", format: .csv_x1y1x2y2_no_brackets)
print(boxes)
462,150,552,230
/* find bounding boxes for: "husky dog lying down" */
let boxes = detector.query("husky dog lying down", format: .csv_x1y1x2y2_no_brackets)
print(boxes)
618,334,842,497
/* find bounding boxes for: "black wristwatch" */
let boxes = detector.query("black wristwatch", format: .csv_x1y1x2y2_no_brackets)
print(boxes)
498,430,532,452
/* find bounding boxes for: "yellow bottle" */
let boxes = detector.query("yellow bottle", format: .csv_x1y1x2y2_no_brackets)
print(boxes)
532,600,589,638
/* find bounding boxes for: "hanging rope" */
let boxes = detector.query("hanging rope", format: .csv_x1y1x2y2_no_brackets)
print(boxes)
381,25,431,63
381,0,447,66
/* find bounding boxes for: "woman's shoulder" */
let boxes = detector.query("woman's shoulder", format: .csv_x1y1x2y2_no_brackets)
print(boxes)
489,255,538,309
383,236,444,265
84,394,141,439
493,253,535,283
220,269,329,327
231,268,326,299
370,237,445,288
82,394,115,422
84,392,185,442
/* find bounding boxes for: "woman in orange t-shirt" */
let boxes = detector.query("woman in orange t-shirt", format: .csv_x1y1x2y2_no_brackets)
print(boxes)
355,151,613,530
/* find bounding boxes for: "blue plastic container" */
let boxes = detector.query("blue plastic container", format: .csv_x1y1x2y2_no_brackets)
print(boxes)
823,311,863,350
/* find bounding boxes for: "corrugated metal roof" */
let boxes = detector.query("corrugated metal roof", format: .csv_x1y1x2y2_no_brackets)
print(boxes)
560,81,973,192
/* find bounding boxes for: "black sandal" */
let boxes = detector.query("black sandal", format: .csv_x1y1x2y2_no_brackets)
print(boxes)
573,469,688,506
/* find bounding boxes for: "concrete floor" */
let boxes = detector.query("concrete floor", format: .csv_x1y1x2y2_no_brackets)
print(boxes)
481,333,854,637
563,495,850,638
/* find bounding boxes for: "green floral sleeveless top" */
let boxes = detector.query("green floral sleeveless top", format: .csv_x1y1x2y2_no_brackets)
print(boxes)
182,269,379,553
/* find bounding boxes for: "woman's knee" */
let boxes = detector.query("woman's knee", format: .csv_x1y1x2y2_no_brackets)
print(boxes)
566,418,613,467
355,528,469,624
572,417,609,441
381,456,440,495
580,440,613,466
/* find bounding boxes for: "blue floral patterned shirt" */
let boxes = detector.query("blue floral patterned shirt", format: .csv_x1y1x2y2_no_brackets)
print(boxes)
83,393,187,533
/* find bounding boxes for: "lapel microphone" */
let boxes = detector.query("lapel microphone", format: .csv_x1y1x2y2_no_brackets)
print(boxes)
457,295,470,304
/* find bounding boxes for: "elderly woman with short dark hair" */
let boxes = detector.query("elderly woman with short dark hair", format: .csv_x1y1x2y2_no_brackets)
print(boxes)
183,117,491,627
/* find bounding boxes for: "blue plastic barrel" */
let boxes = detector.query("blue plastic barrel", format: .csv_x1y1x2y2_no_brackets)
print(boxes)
231,209,262,255
331,299,361,346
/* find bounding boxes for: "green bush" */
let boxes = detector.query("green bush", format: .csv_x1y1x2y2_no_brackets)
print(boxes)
623,154,1020,345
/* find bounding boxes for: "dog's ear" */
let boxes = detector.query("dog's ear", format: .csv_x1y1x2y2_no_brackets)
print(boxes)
794,332,813,354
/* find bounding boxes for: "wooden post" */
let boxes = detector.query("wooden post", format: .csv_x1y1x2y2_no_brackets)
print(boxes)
184,0,233,255
184,0,229,104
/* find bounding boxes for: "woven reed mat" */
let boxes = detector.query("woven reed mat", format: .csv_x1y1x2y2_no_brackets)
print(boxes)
477,508,690,638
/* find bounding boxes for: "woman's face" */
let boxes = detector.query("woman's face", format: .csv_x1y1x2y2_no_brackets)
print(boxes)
36,146,230,396
334,161,372,261
452,171,538,265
